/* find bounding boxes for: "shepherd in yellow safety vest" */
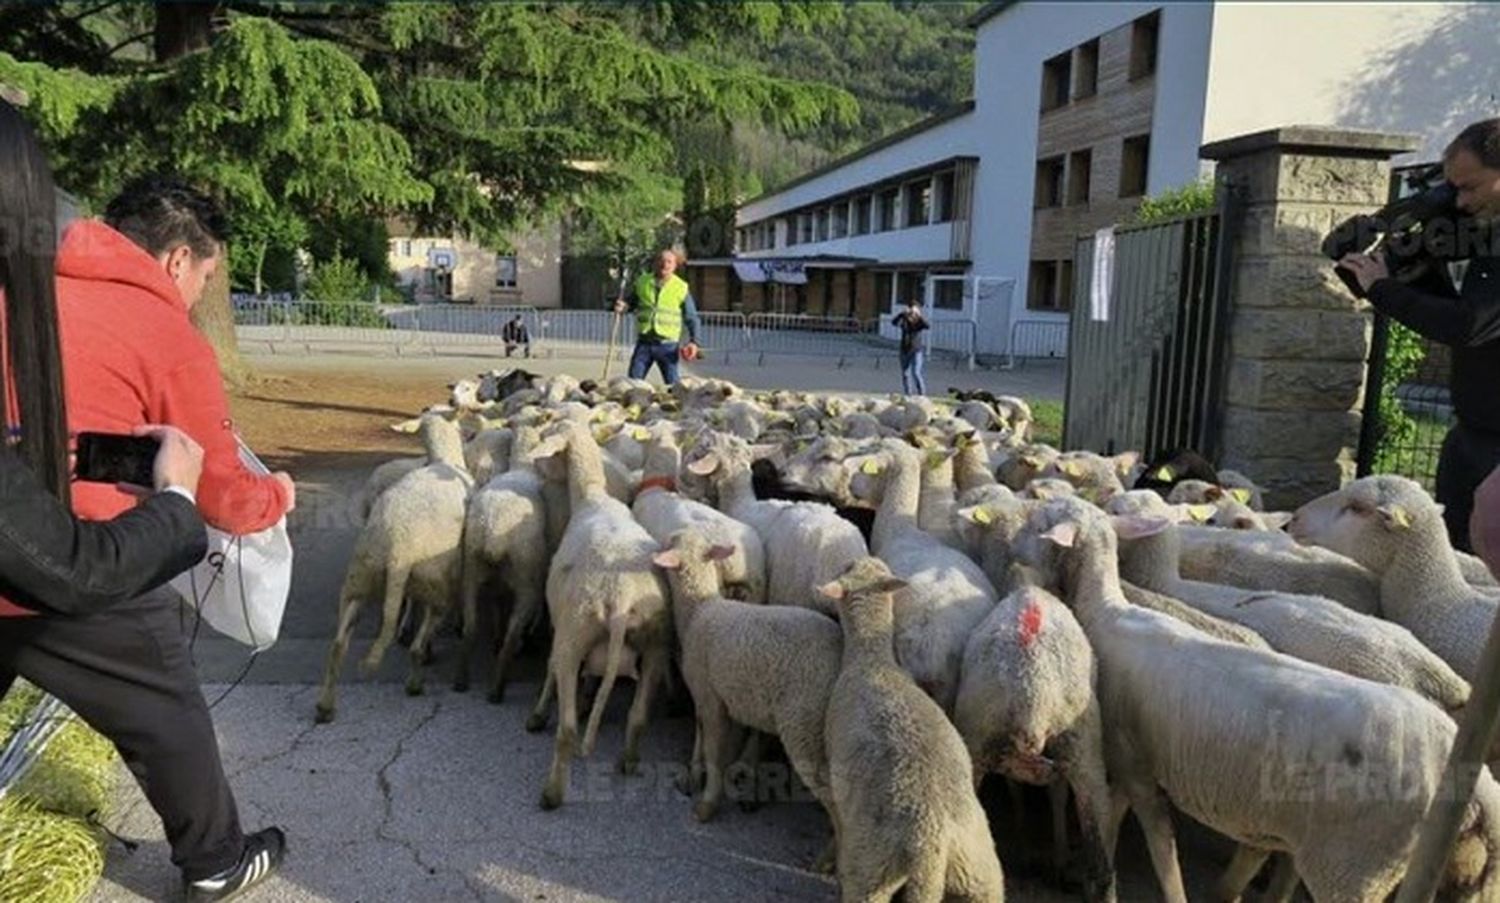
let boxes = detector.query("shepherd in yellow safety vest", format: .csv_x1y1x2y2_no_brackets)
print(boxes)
613,249,702,385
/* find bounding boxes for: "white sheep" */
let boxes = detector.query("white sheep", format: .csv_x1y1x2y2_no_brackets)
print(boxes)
354,457,423,521
316,414,474,722
953,580,1115,902
1016,496,1500,903
1291,475,1500,682
1175,524,1383,616
525,420,671,810
846,440,997,711
632,425,766,604
455,425,552,702
1109,490,1470,711
683,432,866,615
652,529,842,864
819,557,1007,902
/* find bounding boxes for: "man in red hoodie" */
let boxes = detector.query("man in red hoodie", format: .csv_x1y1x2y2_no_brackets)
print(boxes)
45,176,292,900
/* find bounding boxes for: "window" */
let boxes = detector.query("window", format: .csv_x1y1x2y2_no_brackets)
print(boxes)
798,213,814,244
1119,134,1151,198
854,196,872,235
878,188,900,232
400,240,413,257
1058,259,1075,311
905,181,932,228
832,203,849,239
814,209,828,243
874,271,894,308
1074,39,1099,99
1130,11,1160,81
786,217,800,247
1041,50,1072,112
1067,149,1092,206
1028,260,1061,311
1034,156,1065,209
934,171,957,223
897,270,925,307
495,254,517,288
933,275,965,311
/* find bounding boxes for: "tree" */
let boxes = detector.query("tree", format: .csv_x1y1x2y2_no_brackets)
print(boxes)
2,2,857,380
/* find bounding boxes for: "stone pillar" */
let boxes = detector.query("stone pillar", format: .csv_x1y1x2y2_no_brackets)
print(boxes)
1200,126,1420,509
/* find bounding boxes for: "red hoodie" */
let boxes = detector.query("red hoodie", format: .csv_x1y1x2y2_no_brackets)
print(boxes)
54,220,288,534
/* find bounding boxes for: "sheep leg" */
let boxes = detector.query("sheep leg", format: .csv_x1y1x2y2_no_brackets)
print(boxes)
733,730,765,812
898,851,946,903
1212,846,1269,902
453,557,487,693
315,590,365,723
525,667,556,733
581,613,629,758
694,696,730,822
1262,854,1300,903
540,647,583,810
1128,785,1188,903
361,562,412,676
1049,780,1070,887
678,720,703,797
1067,714,1118,903
405,604,441,697
489,581,541,704
620,643,668,776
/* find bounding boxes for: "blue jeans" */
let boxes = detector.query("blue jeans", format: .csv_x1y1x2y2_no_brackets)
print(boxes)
628,340,680,384
900,349,926,396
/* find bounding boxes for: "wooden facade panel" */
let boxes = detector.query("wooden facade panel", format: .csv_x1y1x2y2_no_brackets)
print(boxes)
853,270,878,322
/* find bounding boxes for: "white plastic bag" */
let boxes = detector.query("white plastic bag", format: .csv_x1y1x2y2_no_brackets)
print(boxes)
169,440,293,652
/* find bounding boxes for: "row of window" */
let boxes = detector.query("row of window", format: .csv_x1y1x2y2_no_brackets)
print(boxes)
1040,10,1159,114
738,169,960,253
1035,133,1150,207
1029,258,1075,313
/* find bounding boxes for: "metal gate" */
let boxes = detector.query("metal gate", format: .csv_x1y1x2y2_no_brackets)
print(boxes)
1354,162,1454,490
1063,207,1235,460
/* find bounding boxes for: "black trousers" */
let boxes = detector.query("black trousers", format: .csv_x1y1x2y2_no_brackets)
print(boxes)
1436,421,1500,553
0,587,244,880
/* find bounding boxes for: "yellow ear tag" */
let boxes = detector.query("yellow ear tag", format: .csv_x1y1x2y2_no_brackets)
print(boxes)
1154,466,1175,481
1389,506,1413,529
1189,505,1215,523
973,507,993,525
1061,461,1084,477
861,459,882,476
633,427,650,441
593,428,612,445
627,404,642,419
1230,488,1252,504
925,450,947,470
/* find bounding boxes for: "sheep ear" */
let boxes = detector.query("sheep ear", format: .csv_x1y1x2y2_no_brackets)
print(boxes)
1040,522,1079,548
390,418,423,434
1378,505,1414,531
1229,488,1253,505
1113,451,1141,478
749,444,781,461
686,454,720,476
1058,460,1084,478
870,577,909,595
1205,485,1224,501
957,505,993,526
652,550,683,570
1112,515,1172,540
1261,511,1294,530
706,544,736,562
1185,504,1216,523
816,580,845,601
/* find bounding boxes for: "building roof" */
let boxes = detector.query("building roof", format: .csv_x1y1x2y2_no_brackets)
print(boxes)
738,101,976,208
965,1,1017,29
687,254,879,269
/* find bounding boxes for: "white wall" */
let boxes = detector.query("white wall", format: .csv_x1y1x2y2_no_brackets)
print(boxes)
1204,2,1497,161
736,113,978,224
387,224,563,307
969,2,1216,356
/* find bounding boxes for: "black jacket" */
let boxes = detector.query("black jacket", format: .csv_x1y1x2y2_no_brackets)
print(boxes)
0,447,208,617
1368,255,1500,435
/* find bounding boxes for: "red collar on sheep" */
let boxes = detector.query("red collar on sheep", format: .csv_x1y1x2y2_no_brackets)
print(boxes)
637,475,677,495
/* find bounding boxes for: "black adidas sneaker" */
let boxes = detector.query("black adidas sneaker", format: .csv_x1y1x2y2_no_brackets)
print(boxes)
184,827,286,901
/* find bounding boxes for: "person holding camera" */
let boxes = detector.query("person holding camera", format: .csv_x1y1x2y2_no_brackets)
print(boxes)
1341,119,1500,552
891,295,930,396
612,249,702,385
0,101,284,900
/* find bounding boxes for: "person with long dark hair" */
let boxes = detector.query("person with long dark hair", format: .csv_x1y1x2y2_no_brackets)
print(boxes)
0,100,285,900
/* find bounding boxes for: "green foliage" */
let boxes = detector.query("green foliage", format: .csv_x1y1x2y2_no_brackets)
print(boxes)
1029,399,1064,447
1372,321,1432,479
1131,179,1217,225
304,254,372,303
0,683,117,903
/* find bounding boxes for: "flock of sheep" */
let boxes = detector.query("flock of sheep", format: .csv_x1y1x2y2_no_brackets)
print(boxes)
315,367,1500,903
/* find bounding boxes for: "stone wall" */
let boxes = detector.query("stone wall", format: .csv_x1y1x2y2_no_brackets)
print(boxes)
1201,127,1418,508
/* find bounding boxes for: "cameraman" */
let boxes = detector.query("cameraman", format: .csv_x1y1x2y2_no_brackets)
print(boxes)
0,101,284,900
1341,119,1500,552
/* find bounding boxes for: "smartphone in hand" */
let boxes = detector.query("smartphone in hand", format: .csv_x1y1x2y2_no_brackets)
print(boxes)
75,432,160,488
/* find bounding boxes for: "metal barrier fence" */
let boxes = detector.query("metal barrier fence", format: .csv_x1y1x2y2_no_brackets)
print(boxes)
235,300,977,369
1063,206,1235,459
1005,320,1070,368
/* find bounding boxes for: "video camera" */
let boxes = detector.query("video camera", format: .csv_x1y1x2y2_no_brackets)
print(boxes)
1322,163,1483,298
